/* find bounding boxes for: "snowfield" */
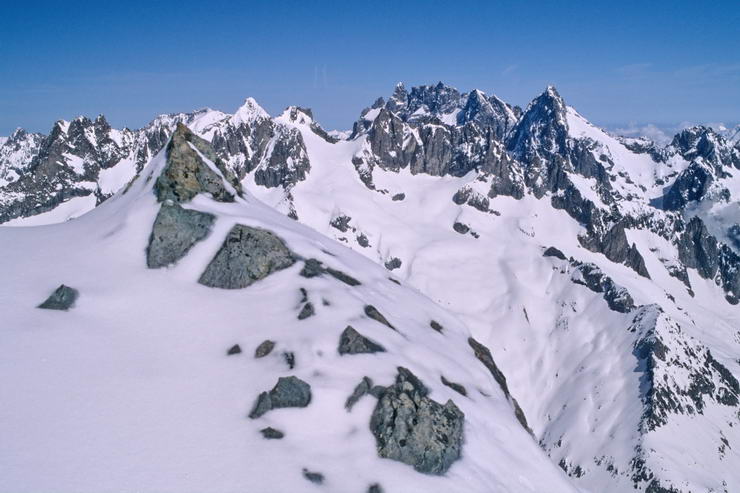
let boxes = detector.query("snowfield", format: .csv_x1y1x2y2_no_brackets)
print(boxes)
1,82,739,493
0,140,579,493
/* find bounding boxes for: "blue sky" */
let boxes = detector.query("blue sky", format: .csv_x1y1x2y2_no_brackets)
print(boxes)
1,0,739,135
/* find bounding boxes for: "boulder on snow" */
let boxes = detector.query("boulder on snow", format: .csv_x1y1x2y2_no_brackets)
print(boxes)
543,246,567,260
356,233,370,247
330,214,352,233
364,305,395,330
259,427,284,440
453,222,470,234
302,468,324,484
198,224,295,289
338,326,386,355
255,340,275,358
299,258,361,286
370,367,464,475
384,257,402,271
226,344,241,356
249,376,312,419
429,320,444,332
441,376,467,396
146,202,215,268
37,284,78,311
297,302,315,320
345,376,374,411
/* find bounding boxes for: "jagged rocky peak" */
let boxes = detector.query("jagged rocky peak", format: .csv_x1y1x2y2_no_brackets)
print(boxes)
385,82,408,113
403,81,462,120
508,84,568,159
230,97,270,126
9,127,28,140
282,106,314,123
670,125,740,170
279,106,338,143
458,89,520,139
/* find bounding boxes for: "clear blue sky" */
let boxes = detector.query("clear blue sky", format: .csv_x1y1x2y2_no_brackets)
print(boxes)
1,0,739,135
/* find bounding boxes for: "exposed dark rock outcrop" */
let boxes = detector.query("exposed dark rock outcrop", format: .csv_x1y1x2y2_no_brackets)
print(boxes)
338,326,386,355
453,222,470,234
299,258,361,286
302,468,324,484
260,427,284,439
453,186,491,212
357,233,370,247
675,217,740,302
384,257,402,270
198,224,295,289
297,302,315,320
364,305,395,330
37,284,79,311
468,337,530,432
249,376,312,419
662,161,714,210
226,344,241,356
630,305,740,432
155,123,236,203
570,261,636,313
441,376,467,396
345,376,374,411
678,216,718,279
543,246,567,260
579,221,651,278
330,214,352,232
370,367,464,475
146,202,215,268
255,340,275,358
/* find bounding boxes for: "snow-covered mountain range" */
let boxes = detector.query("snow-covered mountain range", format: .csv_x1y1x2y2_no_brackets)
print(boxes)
1,82,739,493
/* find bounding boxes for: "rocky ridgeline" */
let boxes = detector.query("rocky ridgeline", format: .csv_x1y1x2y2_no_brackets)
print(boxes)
540,243,740,490
0,100,311,224
3,82,739,302
136,123,531,483
348,83,740,302
12,82,740,492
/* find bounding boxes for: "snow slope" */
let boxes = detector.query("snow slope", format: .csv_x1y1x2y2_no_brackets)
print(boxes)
251,105,740,493
0,130,578,493
2,82,739,493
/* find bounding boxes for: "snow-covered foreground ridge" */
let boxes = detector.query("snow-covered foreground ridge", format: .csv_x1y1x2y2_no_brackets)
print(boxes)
2,82,740,492
0,124,577,493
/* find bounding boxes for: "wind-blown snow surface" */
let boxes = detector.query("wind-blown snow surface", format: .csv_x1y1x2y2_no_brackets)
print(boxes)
0,148,577,493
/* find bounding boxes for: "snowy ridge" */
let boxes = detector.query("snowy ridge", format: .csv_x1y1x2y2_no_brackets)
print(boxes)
0,126,577,493
2,82,740,492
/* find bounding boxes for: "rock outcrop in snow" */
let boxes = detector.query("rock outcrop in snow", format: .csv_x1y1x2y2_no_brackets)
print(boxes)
37,284,79,311
370,367,465,475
